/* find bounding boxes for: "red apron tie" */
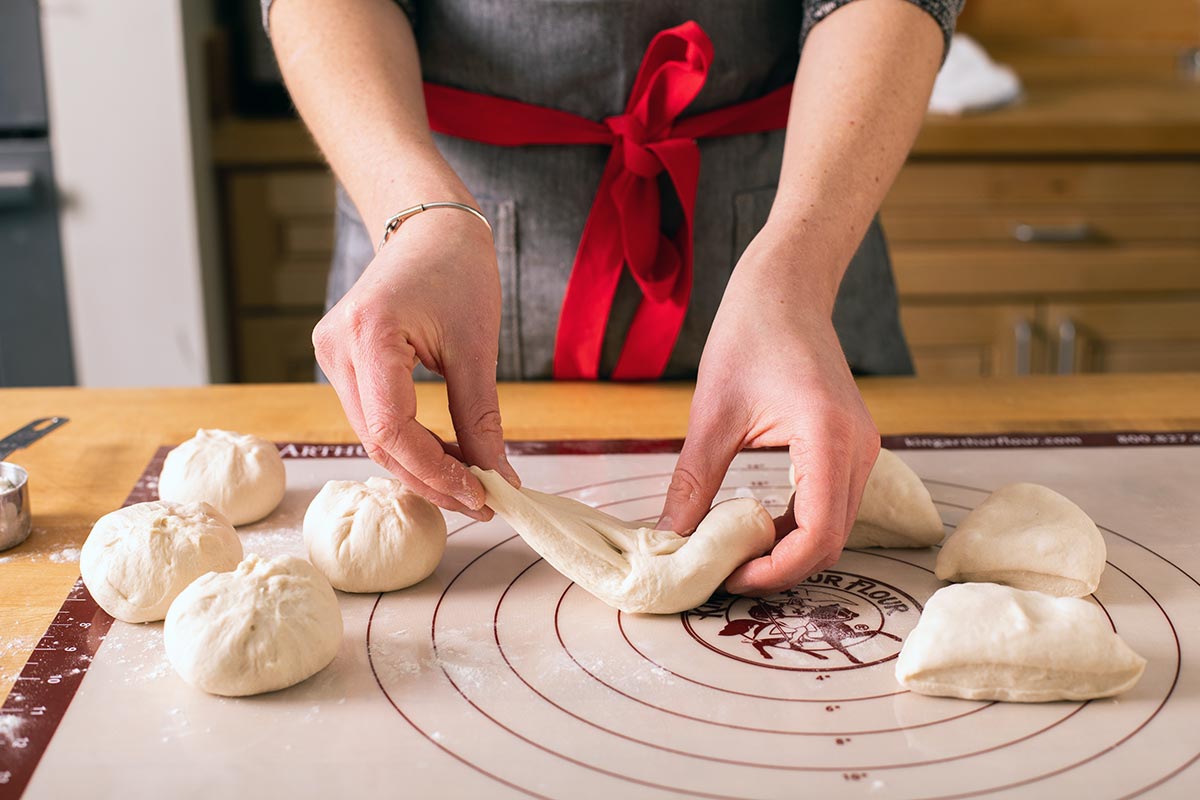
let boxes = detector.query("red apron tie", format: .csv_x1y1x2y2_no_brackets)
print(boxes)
423,21,792,379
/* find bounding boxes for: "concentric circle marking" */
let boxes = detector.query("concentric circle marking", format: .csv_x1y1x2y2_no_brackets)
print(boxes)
366,466,1198,799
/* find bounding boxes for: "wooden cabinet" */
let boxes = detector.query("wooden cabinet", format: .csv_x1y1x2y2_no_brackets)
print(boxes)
224,170,334,382
1045,300,1200,374
901,304,1041,378
884,159,1200,377
227,171,333,310
238,315,324,383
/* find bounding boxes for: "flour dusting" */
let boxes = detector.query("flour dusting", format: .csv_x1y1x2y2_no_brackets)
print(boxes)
0,714,22,745
49,547,80,563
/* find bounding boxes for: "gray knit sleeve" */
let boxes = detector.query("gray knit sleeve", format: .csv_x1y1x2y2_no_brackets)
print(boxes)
801,0,964,61
261,0,418,34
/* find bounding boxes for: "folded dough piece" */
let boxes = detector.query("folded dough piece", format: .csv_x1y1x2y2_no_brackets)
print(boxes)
850,449,944,548
896,583,1146,702
935,483,1106,597
471,467,774,614
789,449,943,548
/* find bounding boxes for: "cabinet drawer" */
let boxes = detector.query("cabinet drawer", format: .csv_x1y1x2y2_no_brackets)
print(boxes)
892,246,1200,298
227,170,335,309
1046,299,1200,374
237,315,321,383
900,303,1042,378
883,208,1200,245
885,162,1200,207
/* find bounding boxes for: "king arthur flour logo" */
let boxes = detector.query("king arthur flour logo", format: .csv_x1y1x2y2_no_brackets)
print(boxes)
682,571,922,671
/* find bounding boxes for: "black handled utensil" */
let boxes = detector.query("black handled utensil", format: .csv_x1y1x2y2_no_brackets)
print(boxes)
1,416,70,551
0,417,70,462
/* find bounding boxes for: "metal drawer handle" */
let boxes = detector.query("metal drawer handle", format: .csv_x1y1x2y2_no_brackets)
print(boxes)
1012,222,1093,243
0,170,36,209
1013,318,1032,376
1057,319,1077,375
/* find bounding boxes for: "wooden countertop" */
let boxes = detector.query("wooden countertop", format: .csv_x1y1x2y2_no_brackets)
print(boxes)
3,374,1200,698
211,47,1200,164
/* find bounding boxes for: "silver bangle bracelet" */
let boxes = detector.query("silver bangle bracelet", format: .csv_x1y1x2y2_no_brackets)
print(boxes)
376,201,493,252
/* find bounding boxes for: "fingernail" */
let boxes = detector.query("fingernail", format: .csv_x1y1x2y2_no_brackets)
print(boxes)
498,454,521,488
464,506,492,523
657,514,674,532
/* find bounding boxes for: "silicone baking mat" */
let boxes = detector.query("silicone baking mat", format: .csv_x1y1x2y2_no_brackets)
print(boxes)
2,433,1199,798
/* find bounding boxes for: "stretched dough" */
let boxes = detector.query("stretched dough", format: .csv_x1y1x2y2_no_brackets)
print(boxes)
788,449,943,548
896,582,1145,702
471,467,774,614
935,482,1105,597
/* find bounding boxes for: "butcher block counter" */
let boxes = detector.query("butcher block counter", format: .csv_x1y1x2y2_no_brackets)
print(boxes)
3,373,1199,702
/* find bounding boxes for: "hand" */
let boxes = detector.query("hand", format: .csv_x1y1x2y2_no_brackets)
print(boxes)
657,226,880,595
312,209,520,520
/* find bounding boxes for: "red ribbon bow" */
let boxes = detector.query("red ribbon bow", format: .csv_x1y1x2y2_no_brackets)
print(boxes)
424,22,792,379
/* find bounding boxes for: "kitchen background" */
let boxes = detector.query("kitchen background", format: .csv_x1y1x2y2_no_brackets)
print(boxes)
2,0,1199,387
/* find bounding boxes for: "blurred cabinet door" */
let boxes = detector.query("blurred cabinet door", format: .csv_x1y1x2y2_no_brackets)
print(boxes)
0,0,47,130
0,141,74,386
901,304,1042,378
1046,299,1200,374
225,170,333,382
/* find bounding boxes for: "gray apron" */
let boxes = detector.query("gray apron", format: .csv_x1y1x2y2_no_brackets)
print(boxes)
324,0,916,379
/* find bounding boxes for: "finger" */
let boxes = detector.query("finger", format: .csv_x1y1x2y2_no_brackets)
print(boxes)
657,409,742,534
772,492,797,542
355,341,486,510
445,351,520,487
322,357,371,449
725,435,852,595
384,454,492,522
339,363,488,519
843,437,881,539
430,429,465,462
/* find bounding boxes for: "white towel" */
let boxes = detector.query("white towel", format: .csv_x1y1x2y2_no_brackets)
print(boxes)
928,34,1023,115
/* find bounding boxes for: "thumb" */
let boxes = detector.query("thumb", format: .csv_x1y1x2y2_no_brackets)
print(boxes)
658,417,740,535
445,351,520,487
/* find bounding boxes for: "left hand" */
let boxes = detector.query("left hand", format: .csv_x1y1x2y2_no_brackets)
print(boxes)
657,224,881,595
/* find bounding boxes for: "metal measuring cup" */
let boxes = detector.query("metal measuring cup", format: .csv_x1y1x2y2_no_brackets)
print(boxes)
0,417,69,552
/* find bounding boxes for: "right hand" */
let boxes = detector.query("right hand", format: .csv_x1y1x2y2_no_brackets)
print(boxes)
312,208,520,520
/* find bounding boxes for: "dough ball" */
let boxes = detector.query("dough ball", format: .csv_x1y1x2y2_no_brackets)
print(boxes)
896,583,1145,702
935,482,1106,597
788,450,943,549
303,477,447,593
81,501,242,623
158,429,286,525
164,554,343,696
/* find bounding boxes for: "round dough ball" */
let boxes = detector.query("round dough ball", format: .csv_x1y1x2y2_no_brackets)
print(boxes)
81,501,242,623
158,429,286,525
303,477,446,593
164,554,343,696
